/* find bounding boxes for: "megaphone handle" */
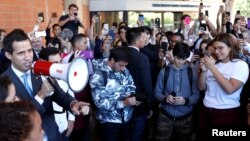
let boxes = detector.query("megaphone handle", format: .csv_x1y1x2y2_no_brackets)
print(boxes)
43,76,57,91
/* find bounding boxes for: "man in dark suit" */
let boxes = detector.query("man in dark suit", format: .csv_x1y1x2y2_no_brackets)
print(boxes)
126,27,153,141
1,29,89,141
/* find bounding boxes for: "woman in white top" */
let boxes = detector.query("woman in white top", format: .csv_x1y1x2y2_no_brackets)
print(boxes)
197,33,249,141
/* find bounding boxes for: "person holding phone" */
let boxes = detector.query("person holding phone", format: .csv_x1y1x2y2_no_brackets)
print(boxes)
197,34,249,141
155,42,199,141
59,4,84,35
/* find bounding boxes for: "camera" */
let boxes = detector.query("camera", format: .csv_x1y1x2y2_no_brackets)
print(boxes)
74,13,78,16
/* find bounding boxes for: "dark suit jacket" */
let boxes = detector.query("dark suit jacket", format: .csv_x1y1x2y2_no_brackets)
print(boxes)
140,43,160,87
126,47,153,116
2,67,75,141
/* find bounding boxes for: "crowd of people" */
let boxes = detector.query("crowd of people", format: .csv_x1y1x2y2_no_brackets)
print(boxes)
0,2,250,141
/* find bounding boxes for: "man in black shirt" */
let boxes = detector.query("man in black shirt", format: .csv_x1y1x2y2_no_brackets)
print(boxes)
58,4,84,35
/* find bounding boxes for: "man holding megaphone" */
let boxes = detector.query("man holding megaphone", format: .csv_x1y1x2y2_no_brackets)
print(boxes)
1,29,90,141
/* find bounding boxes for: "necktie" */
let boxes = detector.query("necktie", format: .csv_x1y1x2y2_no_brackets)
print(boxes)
22,73,33,97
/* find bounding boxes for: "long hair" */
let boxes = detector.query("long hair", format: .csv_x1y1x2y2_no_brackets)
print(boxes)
213,33,240,61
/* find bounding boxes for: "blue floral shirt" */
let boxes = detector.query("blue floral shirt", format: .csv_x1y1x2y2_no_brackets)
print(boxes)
89,59,136,123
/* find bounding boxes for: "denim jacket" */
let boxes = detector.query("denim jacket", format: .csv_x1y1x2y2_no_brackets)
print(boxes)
154,64,200,117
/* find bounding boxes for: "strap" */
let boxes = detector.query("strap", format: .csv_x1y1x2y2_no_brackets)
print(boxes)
163,66,170,94
162,66,193,94
187,66,193,92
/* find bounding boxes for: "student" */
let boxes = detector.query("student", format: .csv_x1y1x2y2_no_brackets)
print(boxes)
197,33,249,141
89,47,136,141
154,42,199,141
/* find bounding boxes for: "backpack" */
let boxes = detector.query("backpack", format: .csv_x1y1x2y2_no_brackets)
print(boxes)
162,66,193,94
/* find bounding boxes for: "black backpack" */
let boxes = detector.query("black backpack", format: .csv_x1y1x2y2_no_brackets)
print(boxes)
162,66,193,94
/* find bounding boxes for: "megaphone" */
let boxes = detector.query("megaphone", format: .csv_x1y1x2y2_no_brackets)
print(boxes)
33,57,89,93
77,50,94,59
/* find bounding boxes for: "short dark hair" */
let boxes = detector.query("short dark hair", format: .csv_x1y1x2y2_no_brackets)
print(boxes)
0,75,12,101
181,14,191,21
108,47,129,63
118,22,128,28
68,4,78,10
39,47,60,61
118,26,130,35
0,101,37,141
0,29,6,34
173,42,190,59
171,32,184,42
141,26,152,35
3,29,30,54
71,33,87,48
52,24,60,30
126,27,144,46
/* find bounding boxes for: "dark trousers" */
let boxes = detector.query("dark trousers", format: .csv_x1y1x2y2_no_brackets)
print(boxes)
197,105,242,141
68,128,90,141
100,122,130,141
129,114,148,141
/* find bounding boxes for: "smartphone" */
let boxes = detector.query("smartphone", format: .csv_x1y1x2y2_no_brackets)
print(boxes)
219,5,223,11
38,12,44,22
155,18,160,28
203,50,211,57
237,10,241,15
226,11,230,16
194,49,200,55
103,23,109,35
171,91,177,97
238,33,244,39
161,41,168,52
52,12,57,18
35,31,46,38
138,14,144,22
205,10,209,17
